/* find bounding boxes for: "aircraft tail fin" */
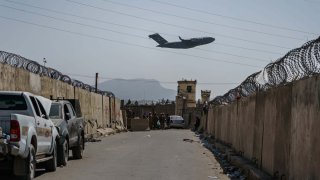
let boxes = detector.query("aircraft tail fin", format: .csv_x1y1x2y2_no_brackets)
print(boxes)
149,33,168,45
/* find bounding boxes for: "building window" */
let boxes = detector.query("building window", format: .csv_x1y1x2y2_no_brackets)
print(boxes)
177,86,180,93
187,86,192,93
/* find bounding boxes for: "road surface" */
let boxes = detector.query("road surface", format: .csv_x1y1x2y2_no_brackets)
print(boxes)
4,129,228,180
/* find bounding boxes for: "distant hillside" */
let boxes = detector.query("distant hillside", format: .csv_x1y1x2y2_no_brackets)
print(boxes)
98,78,176,101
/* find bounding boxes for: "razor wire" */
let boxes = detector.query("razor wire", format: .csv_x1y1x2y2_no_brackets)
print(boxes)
211,36,320,105
0,51,114,97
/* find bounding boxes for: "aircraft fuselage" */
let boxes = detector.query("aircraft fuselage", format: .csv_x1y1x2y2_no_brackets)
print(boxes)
149,33,215,49
157,37,215,49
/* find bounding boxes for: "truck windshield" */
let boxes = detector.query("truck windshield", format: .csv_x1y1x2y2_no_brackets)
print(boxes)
49,104,62,119
0,95,27,110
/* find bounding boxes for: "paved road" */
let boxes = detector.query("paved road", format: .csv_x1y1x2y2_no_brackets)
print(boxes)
4,129,228,180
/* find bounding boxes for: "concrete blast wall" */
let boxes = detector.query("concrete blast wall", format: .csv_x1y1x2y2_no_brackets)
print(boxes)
206,75,320,179
0,63,122,136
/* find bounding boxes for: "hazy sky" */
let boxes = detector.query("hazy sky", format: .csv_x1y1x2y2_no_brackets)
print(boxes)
0,0,319,99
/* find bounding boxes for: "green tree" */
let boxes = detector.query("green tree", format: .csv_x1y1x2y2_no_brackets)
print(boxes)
165,99,170,104
126,99,132,106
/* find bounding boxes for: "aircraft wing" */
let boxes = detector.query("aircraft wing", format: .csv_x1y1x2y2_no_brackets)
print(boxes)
149,33,168,45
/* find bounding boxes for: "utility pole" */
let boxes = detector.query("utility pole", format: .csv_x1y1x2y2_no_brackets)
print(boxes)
95,72,98,93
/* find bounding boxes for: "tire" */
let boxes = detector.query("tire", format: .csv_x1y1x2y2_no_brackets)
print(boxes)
72,135,84,159
23,144,36,180
46,144,57,172
58,140,69,166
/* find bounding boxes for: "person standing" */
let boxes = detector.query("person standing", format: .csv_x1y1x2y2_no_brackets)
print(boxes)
153,112,159,129
165,113,170,129
148,112,153,130
194,116,200,131
160,113,165,130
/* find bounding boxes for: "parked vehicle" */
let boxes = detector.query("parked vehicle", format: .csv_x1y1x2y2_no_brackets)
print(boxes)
0,91,59,180
169,115,185,128
49,99,84,166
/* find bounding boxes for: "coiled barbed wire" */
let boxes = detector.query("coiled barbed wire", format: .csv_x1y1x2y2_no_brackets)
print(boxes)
1,36,319,103
0,50,114,97
211,36,320,105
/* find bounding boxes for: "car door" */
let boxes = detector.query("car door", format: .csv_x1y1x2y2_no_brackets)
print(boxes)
35,98,53,153
29,96,47,154
66,103,77,137
63,103,75,145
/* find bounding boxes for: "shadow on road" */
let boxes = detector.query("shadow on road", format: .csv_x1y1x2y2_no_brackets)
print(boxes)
1,155,83,180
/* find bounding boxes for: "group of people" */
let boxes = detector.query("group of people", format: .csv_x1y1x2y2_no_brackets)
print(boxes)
140,112,202,131
143,112,170,130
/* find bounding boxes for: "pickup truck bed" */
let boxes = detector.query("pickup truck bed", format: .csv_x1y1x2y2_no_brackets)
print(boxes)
0,118,10,135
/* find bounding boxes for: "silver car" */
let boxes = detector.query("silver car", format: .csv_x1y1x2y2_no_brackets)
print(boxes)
169,115,185,128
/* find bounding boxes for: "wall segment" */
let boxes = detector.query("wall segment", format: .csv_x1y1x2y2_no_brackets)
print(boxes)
0,63,122,136
207,75,320,178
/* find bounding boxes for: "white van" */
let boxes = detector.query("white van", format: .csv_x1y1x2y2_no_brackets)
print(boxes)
169,115,185,128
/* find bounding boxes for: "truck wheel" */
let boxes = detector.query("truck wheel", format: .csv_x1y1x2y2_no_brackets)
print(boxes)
24,144,36,180
46,144,57,172
58,140,69,166
72,135,84,159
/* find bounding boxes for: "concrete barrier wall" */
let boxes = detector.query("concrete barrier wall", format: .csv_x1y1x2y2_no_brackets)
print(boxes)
103,96,110,128
206,106,215,135
0,63,122,136
125,104,176,118
289,76,320,179
207,75,320,178
114,98,124,126
239,95,256,160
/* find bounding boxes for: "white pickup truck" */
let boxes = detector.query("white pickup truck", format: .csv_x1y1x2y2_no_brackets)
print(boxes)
0,91,59,180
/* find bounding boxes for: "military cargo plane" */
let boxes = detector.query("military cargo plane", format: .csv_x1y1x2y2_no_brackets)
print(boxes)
149,33,215,49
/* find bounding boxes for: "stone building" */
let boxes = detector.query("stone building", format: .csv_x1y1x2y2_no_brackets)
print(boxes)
201,90,211,103
199,90,211,131
175,79,197,127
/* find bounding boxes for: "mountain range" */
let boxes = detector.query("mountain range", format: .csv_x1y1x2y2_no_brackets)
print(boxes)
98,78,176,101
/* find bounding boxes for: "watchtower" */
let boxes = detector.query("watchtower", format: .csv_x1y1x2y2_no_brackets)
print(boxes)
175,79,197,115
201,90,211,104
